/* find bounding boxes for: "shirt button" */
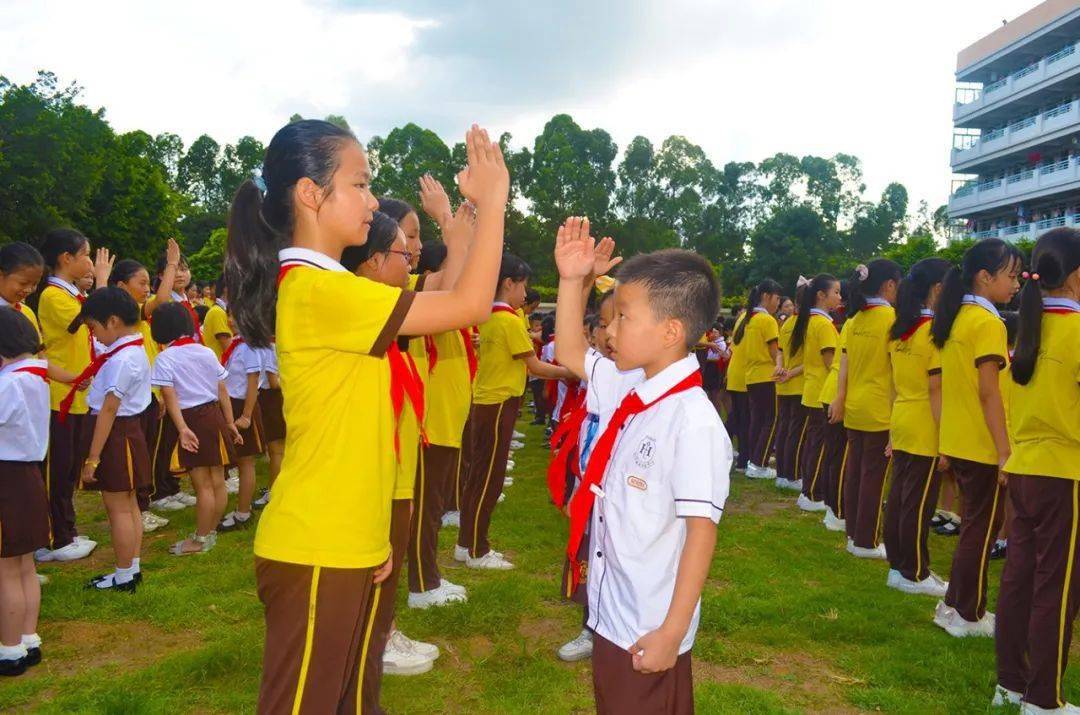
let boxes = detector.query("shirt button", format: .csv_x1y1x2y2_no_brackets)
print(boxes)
599,516,603,522
596,551,602,558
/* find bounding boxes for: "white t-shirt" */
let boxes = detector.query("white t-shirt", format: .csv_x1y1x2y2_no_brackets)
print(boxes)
255,345,278,389
87,334,152,416
224,340,263,400
151,342,228,409
585,353,732,655
0,358,50,461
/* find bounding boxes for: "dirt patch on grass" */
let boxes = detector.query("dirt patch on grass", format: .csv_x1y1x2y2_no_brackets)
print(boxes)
695,649,863,713
36,620,202,680
517,616,565,643
725,490,793,517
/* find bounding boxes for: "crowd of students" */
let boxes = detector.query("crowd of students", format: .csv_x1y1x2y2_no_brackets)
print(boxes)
2,114,1080,714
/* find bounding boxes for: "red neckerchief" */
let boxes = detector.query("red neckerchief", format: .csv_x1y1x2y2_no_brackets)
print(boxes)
59,338,145,422
179,299,203,341
491,304,517,316
1044,306,1080,315
424,335,438,374
276,263,303,286
546,389,588,508
387,342,427,461
15,365,49,383
220,335,244,366
460,328,478,382
165,336,199,350
899,315,932,342
566,369,703,590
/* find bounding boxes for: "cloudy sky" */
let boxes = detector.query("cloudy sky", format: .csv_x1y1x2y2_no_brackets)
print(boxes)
1,0,1038,211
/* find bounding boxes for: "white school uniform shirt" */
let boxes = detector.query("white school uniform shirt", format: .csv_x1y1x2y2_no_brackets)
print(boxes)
151,342,228,409
255,345,278,390
87,334,152,416
585,353,732,655
541,341,570,418
579,348,646,474
0,358,50,461
224,341,263,400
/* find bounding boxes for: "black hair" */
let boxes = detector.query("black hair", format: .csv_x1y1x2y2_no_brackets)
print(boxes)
378,197,417,224
224,119,358,348
1012,227,1080,384
0,241,44,276
932,238,1024,348
525,289,540,305
109,258,148,286
585,314,600,332
80,286,140,327
0,307,43,357
150,301,196,344
497,253,532,291
214,275,226,296
39,228,88,271
616,249,721,350
849,258,902,313
541,314,555,342
194,304,210,322
417,241,447,274
341,211,400,273
790,274,837,358
733,279,782,345
155,249,189,276
890,258,951,340
1002,310,1020,348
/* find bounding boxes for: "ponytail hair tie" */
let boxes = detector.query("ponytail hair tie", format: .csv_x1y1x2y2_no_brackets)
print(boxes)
1022,271,1040,281
796,275,811,288
855,264,869,281
594,274,616,295
252,174,267,196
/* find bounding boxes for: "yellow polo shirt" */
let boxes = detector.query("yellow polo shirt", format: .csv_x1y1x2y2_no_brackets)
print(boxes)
818,320,848,407
889,317,938,457
38,285,91,414
726,312,748,392
800,313,839,408
201,304,232,361
254,265,414,569
742,309,780,385
842,305,895,432
425,329,473,448
777,314,804,397
473,307,533,405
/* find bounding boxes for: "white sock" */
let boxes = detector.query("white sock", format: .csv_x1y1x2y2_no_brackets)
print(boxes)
21,633,41,649
0,643,27,661
996,539,1007,547
113,565,137,585
235,511,250,521
132,557,141,571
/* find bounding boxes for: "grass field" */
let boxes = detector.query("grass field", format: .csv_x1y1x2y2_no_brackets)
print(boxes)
2,415,1076,713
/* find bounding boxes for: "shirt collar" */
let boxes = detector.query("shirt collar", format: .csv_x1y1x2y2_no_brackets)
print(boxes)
920,308,934,317
810,308,832,319
633,354,701,405
1044,297,1080,312
0,295,11,307
278,247,348,273
171,291,187,303
962,294,1002,319
103,333,142,353
493,301,513,309
47,276,79,297
752,306,770,315
0,357,47,376
216,298,227,310
864,296,889,308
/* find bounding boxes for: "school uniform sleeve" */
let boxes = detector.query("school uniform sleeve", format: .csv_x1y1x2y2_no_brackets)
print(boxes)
928,340,942,375
815,318,838,354
671,413,731,523
204,306,230,338
103,355,140,399
37,288,80,335
319,273,415,357
973,317,1008,368
241,346,262,374
506,317,534,358
0,379,16,425
150,352,175,387
761,314,779,343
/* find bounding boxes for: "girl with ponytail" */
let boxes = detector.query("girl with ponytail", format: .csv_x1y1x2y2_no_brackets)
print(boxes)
791,274,841,512
229,120,510,713
931,237,1021,638
734,279,783,478
881,258,951,597
830,259,901,556
994,227,1080,710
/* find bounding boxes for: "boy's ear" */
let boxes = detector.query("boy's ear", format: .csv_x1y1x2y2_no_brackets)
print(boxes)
663,317,685,350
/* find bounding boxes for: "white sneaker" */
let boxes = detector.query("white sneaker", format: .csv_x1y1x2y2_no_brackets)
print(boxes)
391,629,440,661
774,477,802,491
454,544,469,562
253,489,271,508
440,578,466,596
846,541,887,560
512,430,525,440
50,539,97,561
141,511,166,532
991,684,1022,707
797,494,827,512
408,582,467,609
225,475,239,494
504,476,514,487
498,492,506,503
822,508,846,532
1021,702,1080,714
506,460,515,471
510,440,525,450
152,494,186,512
228,466,239,479
466,551,514,570
37,573,49,585
556,629,594,662
892,572,948,598
382,631,434,675
442,511,460,528
175,492,197,506
34,547,54,562
744,463,770,480
886,569,902,589
933,600,994,638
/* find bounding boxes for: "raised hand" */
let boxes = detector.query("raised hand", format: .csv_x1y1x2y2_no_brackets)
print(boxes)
419,174,453,227
593,235,622,277
93,247,115,288
442,202,476,250
554,216,596,280
166,237,181,267
456,125,510,212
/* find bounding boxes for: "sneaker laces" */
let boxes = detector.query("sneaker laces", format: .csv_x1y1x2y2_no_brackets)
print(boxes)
389,630,419,655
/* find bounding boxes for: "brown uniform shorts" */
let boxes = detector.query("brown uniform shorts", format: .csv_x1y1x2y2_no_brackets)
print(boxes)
0,461,51,557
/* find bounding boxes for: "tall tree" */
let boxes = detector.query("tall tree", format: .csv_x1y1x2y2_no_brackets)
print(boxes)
522,114,617,227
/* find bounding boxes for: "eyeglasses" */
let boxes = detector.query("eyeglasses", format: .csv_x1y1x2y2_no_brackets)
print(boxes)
387,249,413,263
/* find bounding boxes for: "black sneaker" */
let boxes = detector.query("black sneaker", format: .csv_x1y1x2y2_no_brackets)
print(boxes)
85,574,138,592
0,657,26,677
929,513,946,529
252,488,270,510
933,520,960,536
990,541,1007,560
24,647,41,667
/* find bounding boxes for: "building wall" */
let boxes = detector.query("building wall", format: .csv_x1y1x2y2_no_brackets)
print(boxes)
957,0,1080,72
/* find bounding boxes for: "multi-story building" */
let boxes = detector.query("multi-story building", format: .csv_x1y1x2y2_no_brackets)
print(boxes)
948,0,1080,242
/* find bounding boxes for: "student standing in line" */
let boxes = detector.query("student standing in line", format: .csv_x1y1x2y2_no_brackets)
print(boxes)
774,281,807,492
732,279,783,480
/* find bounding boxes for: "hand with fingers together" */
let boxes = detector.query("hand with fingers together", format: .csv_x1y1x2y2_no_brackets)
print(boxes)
554,216,597,281
456,125,510,213
593,235,622,277
419,173,453,228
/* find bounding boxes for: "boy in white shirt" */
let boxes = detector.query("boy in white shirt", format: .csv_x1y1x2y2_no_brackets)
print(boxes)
76,288,153,592
554,217,731,713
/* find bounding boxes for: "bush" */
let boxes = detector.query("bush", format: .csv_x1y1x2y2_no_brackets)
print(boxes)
530,285,557,303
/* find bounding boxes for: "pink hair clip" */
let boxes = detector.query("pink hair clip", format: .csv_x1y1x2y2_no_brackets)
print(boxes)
1022,271,1040,281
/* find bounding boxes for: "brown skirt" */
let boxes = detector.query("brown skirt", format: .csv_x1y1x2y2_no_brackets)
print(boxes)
177,401,236,470
258,388,286,443
79,414,152,493
230,397,266,459
0,461,51,557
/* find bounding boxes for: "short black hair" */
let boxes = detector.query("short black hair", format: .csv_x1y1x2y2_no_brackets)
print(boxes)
151,301,195,344
498,253,531,289
0,307,43,357
418,242,447,274
109,259,148,286
616,249,720,349
0,241,44,275
525,289,540,304
81,287,141,327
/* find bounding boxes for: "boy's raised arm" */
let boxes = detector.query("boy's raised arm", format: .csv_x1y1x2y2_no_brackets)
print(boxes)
554,217,595,380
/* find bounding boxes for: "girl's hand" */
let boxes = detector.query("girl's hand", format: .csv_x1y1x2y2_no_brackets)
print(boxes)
884,440,893,458
228,423,244,445
937,454,951,472
94,248,115,288
593,236,622,277
373,549,393,584
179,427,199,453
630,626,681,674
456,125,509,211
165,237,181,267
80,459,99,486
419,174,453,227
827,401,844,425
235,415,251,430
554,217,596,280
442,202,476,250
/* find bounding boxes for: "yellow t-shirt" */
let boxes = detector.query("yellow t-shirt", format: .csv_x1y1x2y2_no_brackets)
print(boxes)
889,317,939,457
404,275,432,394
742,310,780,385
1005,309,1080,479
473,307,533,405
777,314,805,397
254,266,414,569
726,312,748,392
819,320,849,407
425,329,473,448
201,304,232,361
939,304,1008,465
800,313,839,408
842,305,895,432
38,285,91,414
395,342,420,501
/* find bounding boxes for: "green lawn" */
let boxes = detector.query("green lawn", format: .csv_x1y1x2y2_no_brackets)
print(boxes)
3,416,1073,713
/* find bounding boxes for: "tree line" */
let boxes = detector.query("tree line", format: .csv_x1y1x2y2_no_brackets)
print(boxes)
0,71,962,301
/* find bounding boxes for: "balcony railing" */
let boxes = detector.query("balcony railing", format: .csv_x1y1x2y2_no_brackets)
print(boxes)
1047,44,1076,66
952,99,1080,165
962,214,1079,244
949,157,1080,213
954,41,1080,118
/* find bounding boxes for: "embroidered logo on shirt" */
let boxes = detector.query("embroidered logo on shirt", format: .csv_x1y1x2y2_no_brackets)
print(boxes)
627,475,647,491
633,437,657,468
